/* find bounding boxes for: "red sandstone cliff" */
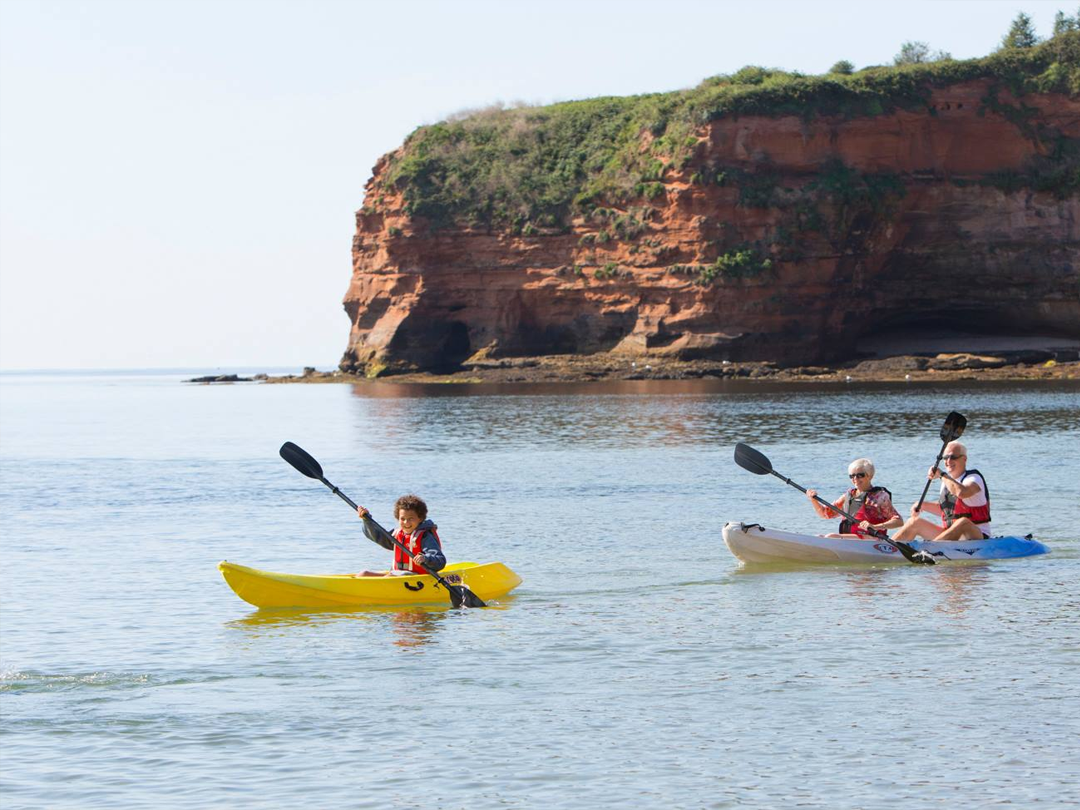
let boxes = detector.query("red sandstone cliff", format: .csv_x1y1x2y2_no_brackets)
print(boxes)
341,80,1080,375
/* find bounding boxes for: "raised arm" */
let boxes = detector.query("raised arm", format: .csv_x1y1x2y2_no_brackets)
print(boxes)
357,507,395,551
806,489,842,519
947,474,983,501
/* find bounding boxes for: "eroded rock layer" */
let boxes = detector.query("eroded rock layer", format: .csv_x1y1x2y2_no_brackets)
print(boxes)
341,80,1079,375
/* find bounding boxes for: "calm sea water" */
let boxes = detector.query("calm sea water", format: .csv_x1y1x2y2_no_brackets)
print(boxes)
2,371,1078,809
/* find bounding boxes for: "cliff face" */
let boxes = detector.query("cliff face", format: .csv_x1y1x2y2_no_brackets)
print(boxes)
341,79,1080,375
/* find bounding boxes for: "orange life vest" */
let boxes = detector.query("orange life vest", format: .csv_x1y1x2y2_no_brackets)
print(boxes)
940,469,992,526
839,486,896,538
393,526,443,574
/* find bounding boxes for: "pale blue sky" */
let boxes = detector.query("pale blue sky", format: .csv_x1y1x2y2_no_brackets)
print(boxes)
0,0,1067,370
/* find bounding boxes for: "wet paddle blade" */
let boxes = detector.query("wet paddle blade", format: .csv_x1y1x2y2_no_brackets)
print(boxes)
892,539,936,565
734,443,772,475
940,412,967,443
449,585,487,608
280,441,324,480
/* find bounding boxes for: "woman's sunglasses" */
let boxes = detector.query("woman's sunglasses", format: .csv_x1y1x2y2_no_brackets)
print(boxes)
849,472,867,479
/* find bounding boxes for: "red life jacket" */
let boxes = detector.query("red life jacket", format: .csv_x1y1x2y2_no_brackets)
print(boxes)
839,486,895,538
940,469,991,526
393,526,442,574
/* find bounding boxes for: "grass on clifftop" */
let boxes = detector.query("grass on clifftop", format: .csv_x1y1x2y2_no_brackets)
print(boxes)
378,32,1079,230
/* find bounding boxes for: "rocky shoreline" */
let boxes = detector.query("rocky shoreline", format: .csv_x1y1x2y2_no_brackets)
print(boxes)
236,348,1080,386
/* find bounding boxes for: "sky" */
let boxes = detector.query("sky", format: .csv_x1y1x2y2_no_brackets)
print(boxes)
0,0,1069,370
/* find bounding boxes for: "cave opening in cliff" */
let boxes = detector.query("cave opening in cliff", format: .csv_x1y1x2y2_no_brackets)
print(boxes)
857,307,1061,358
435,321,472,370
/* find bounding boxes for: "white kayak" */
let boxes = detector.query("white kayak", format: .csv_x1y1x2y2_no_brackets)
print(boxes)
722,521,1051,565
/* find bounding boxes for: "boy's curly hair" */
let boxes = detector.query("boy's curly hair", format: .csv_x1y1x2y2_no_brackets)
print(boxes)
394,494,428,521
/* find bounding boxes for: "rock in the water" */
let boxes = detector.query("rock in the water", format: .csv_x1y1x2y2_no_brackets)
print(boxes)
184,374,252,383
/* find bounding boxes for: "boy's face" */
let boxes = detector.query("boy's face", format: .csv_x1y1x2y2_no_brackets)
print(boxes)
396,508,422,535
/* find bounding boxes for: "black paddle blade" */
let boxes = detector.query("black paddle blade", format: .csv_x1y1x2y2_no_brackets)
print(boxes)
892,540,936,565
940,412,967,443
734,443,772,475
279,441,324,480
448,585,487,608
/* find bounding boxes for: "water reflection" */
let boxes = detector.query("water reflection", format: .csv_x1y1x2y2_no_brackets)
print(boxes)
341,379,1080,455
729,558,994,618
225,604,454,646
387,608,444,648
929,564,992,616
839,567,897,604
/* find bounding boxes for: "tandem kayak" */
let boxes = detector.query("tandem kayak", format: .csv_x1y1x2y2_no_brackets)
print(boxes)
219,560,522,608
722,522,1050,565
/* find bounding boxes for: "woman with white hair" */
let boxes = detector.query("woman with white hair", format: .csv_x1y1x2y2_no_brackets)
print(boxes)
806,458,903,539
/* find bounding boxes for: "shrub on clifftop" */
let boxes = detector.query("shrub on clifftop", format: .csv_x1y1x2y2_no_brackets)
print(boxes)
893,41,952,65
380,30,1080,231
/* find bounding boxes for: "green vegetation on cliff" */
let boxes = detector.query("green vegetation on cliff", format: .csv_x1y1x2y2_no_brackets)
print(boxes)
380,31,1079,230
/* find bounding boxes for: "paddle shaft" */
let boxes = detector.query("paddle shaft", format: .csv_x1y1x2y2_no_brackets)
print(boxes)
913,412,967,513
907,468,963,522
764,469,892,541
914,440,951,513
315,475,466,595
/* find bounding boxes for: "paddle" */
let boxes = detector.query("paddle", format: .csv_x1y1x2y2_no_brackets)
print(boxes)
278,441,486,608
733,442,935,565
913,411,967,514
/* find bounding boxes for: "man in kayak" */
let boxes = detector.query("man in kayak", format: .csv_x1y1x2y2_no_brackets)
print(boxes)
806,457,903,538
353,495,447,577
892,441,992,541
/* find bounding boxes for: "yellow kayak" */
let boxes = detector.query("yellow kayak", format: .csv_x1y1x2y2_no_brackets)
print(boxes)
219,560,522,608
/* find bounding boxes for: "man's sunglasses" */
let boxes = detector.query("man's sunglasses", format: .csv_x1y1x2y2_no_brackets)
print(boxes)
943,454,966,461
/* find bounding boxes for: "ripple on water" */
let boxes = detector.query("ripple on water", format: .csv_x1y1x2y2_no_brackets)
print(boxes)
2,376,1079,809
0,670,153,694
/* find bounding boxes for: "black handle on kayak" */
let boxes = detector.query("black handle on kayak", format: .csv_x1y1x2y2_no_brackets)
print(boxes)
278,441,487,608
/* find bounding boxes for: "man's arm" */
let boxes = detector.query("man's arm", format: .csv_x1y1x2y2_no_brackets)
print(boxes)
940,472,982,501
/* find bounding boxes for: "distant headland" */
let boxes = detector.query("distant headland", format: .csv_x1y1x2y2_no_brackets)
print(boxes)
339,25,1080,383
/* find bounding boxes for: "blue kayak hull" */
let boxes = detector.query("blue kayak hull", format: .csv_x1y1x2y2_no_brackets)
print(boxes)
723,522,1051,565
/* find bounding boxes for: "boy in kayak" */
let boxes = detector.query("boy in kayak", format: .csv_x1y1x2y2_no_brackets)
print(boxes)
353,494,447,577
892,441,992,541
806,457,903,539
